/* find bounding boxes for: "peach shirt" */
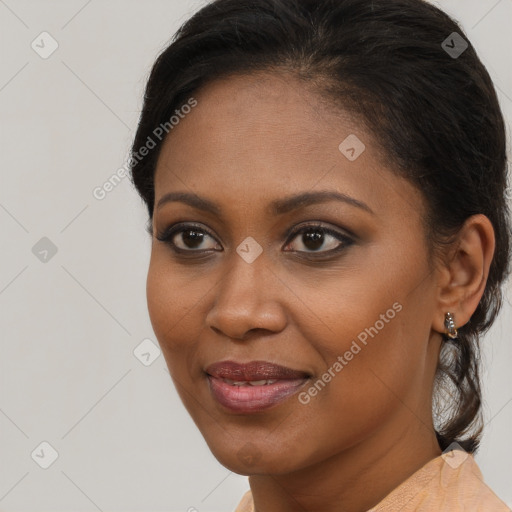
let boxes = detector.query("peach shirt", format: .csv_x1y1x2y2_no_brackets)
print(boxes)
234,452,510,511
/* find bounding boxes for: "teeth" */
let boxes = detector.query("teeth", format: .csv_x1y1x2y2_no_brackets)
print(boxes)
222,378,277,386
223,379,248,386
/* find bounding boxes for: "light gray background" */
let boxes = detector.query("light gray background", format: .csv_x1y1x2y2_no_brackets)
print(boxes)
0,0,511,510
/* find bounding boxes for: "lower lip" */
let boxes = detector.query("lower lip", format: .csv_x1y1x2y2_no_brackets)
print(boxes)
207,376,308,413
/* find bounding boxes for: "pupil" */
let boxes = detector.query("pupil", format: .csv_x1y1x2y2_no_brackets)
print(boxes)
304,228,324,250
183,230,204,248
180,228,326,250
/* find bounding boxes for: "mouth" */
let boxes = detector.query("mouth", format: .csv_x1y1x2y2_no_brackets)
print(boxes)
205,360,311,413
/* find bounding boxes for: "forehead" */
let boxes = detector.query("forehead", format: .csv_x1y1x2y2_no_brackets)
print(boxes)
153,71,424,222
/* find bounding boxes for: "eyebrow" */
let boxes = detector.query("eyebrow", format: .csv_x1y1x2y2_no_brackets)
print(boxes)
155,190,374,216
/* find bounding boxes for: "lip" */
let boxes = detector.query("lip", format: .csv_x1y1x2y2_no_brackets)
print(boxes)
205,360,310,413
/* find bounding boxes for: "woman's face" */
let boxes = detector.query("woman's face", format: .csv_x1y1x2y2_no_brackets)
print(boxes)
147,72,443,475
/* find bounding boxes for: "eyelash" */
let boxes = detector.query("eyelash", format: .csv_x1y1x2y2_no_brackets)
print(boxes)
155,222,354,259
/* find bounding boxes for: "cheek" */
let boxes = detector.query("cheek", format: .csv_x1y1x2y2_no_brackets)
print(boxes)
145,257,199,360
146,263,172,343
298,261,428,410
311,295,431,436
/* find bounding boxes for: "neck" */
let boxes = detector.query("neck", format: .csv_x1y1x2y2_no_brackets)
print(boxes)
248,411,442,512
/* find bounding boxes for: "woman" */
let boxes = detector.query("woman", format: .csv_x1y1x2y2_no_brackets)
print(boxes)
129,0,511,510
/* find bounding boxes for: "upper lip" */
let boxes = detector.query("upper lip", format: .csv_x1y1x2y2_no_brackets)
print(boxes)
205,360,311,381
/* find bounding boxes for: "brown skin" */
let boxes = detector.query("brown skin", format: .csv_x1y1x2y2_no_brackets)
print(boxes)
146,71,495,512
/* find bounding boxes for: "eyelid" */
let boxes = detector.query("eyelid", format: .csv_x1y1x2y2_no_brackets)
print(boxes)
283,222,354,255
156,221,354,255
283,221,356,245
156,222,220,246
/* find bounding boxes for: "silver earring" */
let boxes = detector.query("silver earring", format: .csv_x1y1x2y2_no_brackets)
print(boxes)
444,312,458,339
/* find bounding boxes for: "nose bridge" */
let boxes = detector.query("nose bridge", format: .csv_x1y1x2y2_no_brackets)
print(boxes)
206,240,285,339
224,253,260,302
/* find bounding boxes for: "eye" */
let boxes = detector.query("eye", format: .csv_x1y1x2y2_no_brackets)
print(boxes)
156,223,221,253
283,223,353,255
156,221,354,257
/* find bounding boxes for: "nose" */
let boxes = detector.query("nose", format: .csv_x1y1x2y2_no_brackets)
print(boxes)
205,248,287,341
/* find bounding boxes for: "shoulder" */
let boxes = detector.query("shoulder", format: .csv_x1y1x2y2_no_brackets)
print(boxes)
232,454,510,512
233,489,254,512
370,452,511,512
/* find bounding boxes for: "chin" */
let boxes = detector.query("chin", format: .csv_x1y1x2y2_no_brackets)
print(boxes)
205,439,302,476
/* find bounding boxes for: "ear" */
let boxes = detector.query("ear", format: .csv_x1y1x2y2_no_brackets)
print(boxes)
432,214,495,335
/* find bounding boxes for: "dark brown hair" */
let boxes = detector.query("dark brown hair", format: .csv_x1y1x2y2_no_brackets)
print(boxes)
129,0,511,453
